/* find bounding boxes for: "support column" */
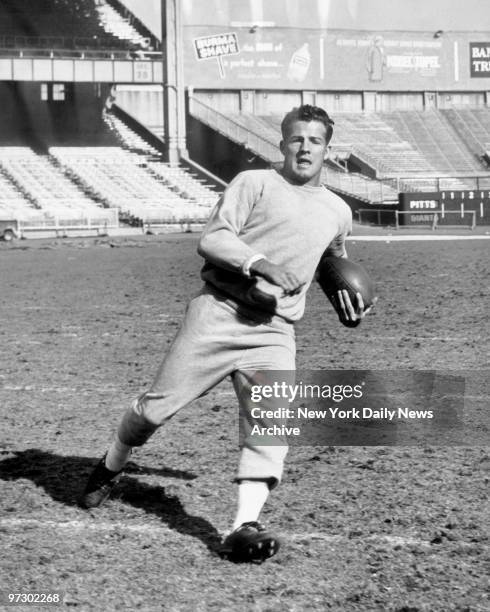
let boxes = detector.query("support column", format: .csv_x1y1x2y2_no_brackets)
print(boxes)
162,0,188,165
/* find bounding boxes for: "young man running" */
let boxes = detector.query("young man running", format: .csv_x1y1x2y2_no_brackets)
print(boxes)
80,105,367,562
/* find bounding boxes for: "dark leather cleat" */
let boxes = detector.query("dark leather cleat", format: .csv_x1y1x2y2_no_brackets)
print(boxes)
79,455,122,509
221,521,281,563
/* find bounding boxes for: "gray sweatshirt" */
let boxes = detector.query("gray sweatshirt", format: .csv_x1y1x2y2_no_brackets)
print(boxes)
198,169,352,322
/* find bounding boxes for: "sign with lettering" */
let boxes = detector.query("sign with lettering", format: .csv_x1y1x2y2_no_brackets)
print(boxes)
399,190,490,225
134,61,152,82
194,32,240,78
399,192,440,210
470,43,490,77
185,28,490,89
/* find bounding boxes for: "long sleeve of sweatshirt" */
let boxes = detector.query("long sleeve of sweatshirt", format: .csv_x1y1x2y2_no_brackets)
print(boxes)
197,172,262,272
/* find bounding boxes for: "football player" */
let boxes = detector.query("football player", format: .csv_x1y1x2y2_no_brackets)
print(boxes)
80,104,367,562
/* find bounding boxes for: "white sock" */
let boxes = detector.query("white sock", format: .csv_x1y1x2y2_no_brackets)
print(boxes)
104,435,133,472
232,480,270,531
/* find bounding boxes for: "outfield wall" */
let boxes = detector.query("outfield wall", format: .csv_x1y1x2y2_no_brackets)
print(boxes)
398,190,490,226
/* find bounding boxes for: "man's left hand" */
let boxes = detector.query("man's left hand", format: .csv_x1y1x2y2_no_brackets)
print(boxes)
336,290,376,327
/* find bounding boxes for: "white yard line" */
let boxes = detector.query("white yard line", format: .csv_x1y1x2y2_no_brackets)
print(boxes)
0,518,477,549
0,518,167,534
290,533,428,546
347,235,490,241
365,336,487,341
0,385,119,393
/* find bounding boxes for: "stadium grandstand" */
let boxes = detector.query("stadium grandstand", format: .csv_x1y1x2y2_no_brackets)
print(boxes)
0,0,489,237
0,0,223,236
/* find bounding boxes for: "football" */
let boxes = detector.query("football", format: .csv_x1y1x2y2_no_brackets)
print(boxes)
317,256,375,325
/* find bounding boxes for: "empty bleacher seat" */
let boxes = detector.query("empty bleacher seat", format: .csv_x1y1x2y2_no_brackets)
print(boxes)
322,166,398,204
94,1,151,49
0,146,118,227
103,113,160,156
254,111,487,176
102,113,222,210
49,147,215,224
0,0,149,51
380,110,484,174
442,108,490,162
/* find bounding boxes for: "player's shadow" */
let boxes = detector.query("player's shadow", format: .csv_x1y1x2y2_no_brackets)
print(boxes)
0,449,222,554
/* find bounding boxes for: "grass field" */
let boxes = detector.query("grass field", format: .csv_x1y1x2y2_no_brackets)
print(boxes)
0,233,488,611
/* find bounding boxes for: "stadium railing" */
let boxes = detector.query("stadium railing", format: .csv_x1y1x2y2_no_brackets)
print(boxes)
0,35,133,51
188,96,282,163
394,175,490,192
15,210,119,237
322,166,398,204
0,46,146,60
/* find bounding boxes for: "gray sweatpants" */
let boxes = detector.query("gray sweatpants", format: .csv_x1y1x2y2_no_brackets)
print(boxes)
117,285,296,487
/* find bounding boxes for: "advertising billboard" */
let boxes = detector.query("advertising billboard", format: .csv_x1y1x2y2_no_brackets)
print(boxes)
183,28,490,90
470,42,490,77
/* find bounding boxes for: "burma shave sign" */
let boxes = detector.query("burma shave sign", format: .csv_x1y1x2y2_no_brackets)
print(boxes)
470,43,490,77
194,32,240,78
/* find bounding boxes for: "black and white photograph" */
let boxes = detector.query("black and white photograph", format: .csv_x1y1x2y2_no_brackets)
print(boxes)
0,1,488,610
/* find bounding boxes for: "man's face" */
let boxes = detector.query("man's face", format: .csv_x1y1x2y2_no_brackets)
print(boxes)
280,119,329,186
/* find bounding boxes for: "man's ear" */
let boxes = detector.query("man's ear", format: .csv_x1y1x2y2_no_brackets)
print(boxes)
325,126,333,146
279,140,285,155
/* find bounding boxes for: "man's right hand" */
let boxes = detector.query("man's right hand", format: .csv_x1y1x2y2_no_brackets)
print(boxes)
250,259,305,296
